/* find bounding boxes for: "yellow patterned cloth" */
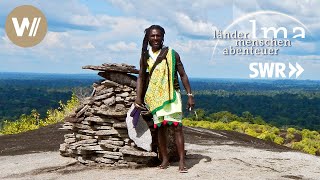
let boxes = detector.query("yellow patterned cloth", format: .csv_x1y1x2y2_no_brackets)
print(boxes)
152,91,183,128
144,47,182,127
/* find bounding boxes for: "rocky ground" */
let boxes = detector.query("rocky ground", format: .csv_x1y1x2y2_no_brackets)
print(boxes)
0,123,319,180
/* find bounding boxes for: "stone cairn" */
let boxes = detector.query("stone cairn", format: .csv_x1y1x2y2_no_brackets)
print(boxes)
59,63,159,168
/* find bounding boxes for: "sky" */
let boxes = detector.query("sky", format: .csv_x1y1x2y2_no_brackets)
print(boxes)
0,0,319,80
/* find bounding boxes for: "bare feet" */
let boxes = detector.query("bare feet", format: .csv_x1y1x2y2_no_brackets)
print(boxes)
178,161,188,173
158,159,170,169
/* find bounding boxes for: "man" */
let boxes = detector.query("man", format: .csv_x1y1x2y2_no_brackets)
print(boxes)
135,25,195,173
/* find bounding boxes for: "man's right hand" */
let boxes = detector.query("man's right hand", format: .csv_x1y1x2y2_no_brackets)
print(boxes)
134,100,146,110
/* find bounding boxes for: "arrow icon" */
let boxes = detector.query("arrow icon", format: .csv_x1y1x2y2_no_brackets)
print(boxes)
288,63,304,78
295,63,304,78
288,63,297,78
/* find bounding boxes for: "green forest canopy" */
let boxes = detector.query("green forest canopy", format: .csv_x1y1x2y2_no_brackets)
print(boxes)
0,73,319,130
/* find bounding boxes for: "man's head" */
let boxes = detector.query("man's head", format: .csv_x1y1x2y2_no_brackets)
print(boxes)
144,25,165,52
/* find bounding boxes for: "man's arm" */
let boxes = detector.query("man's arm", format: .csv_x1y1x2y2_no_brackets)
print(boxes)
135,56,147,105
175,52,195,110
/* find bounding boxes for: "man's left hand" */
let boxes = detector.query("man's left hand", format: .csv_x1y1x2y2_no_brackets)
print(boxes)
187,96,195,111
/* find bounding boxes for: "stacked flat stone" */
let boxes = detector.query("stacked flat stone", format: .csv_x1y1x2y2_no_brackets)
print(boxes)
59,63,157,167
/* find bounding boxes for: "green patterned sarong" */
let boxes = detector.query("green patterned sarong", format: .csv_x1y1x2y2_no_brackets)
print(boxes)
144,48,182,128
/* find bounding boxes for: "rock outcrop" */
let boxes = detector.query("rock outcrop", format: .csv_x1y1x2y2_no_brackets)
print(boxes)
59,63,159,167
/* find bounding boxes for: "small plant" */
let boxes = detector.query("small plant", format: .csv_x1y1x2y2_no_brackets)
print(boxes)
0,93,79,135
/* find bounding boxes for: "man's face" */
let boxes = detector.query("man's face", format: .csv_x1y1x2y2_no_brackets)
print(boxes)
149,28,163,51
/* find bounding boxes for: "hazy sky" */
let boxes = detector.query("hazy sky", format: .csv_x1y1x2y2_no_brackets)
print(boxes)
0,0,319,80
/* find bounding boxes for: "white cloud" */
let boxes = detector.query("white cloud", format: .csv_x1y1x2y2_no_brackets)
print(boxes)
107,41,138,52
1,35,11,44
106,0,221,39
0,1,91,26
265,0,320,17
232,0,320,35
290,40,317,53
108,0,135,12
171,39,218,53
41,32,68,48
175,12,217,37
82,42,95,49
0,0,319,79
70,15,102,27
71,41,96,51
191,0,234,8
62,14,151,41
99,16,151,38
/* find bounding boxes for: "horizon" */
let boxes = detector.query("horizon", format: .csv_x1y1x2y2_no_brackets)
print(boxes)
0,71,319,82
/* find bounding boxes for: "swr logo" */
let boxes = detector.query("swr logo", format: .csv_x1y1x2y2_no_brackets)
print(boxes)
249,62,304,78
5,5,47,47
12,17,42,37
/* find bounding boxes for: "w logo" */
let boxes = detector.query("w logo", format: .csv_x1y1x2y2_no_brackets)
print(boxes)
12,17,42,37
5,5,47,47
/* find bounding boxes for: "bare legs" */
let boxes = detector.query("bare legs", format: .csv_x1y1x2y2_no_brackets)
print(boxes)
174,125,186,170
158,126,170,168
158,125,186,170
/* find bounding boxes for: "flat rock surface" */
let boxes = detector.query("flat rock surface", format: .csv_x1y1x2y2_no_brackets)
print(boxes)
0,123,319,179
0,145,319,180
0,123,65,156
82,63,139,74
